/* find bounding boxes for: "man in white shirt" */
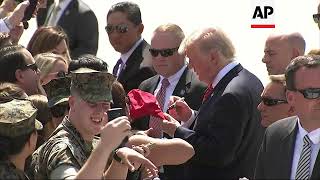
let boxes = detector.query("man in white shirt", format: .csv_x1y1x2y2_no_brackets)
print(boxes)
255,55,320,179
107,1,156,93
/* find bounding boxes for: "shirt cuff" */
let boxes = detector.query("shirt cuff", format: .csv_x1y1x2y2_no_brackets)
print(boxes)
181,110,197,128
0,19,11,33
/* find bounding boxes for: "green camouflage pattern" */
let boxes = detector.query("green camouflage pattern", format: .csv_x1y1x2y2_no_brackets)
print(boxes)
70,68,115,103
28,117,100,179
0,99,42,137
43,77,71,108
0,161,28,179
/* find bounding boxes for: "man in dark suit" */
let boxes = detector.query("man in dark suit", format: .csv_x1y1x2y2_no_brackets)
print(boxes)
135,24,205,180
106,1,155,93
44,0,98,59
255,55,320,179
161,27,264,179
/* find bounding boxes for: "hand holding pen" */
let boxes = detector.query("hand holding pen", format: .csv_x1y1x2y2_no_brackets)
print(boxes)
167,96,192,122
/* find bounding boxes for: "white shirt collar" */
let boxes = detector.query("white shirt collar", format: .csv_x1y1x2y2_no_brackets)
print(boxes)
120,37,143,65
211,61,239,88
159,64,187,85
297,118,320,144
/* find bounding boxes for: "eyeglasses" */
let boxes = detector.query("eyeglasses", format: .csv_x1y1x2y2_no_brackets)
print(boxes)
295,88,320,99
23,63,38,72
149,47,179,57
50,103,69,118
56,71,67,78
105,24,129,34
313,13,320,23
261,97,287,106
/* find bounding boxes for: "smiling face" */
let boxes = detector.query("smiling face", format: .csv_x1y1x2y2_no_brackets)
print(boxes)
69,95,110,141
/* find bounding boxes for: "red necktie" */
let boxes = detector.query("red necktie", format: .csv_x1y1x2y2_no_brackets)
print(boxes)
149,78,170,138
202,83,214,102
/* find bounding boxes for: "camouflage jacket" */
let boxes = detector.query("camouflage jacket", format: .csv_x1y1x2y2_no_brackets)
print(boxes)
0,161,29,179
28,116,99,179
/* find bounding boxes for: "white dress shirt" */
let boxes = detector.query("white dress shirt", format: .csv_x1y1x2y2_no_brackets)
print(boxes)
154,65,187,113
290,118,320,179
115,37,143,77
0,19,10,33
182,61,239,128
47,0,72,26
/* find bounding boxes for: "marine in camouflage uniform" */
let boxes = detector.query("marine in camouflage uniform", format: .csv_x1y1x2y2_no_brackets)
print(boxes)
29,68,116,179
0,99,43,179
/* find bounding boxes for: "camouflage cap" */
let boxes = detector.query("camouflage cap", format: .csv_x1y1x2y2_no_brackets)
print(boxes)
70,68,116,103
0,99,43,137
43,77,71,108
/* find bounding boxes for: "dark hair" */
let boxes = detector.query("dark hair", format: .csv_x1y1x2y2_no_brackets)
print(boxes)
285,55,320,91
0,45,27,83
0,131,35,161
0,82,27,102
111,81,127,110
107,1,142,25
0,32,12,48
68,54,108,73
27,26,69,57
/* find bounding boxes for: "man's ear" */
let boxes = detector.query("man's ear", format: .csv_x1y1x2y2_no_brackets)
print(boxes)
292,48,300,59
286,90,295,105
137,23,144,35
69,96,75,109
15,69,24,83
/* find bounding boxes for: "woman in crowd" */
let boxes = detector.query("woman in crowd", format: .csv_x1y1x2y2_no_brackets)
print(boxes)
27,26,71,62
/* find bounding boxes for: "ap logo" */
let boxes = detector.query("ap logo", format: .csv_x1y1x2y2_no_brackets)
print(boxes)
251,0,275,28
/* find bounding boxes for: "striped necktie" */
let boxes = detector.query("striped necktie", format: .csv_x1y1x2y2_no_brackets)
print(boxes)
149,78,170,138
295,135,312,180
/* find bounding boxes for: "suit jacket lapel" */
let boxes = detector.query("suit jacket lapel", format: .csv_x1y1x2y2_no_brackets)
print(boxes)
279,117,298,178
58,0,76,25
311,145,320,179
118,40,146,82
172,67,190,97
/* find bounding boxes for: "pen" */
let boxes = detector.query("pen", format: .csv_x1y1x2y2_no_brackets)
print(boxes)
167,97,185,110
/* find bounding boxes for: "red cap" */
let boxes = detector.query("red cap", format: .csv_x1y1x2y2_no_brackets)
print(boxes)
128,89,165,121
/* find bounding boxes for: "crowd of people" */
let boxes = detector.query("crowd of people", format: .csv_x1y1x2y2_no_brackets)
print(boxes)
0,0,320,179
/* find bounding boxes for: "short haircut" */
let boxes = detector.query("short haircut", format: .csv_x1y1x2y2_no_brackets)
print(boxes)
0,45,27,83
179,28,235,60
68,54,108,73
285,55,320,91
269,74,286,98
0,32,12,48
154,23,185,44
107,1,142,25
308,49,320,56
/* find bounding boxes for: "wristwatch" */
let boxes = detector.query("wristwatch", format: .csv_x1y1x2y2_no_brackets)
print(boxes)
3,17,13,30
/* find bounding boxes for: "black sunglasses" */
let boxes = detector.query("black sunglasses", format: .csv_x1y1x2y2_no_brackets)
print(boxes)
50,103,69,118
261,97,287,106
22,63,38,72
149,47,179,57
105,24,129,34
313,13,320,23
296,88,320,100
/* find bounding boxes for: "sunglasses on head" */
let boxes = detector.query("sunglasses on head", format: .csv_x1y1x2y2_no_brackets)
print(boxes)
105,24,129,34
313,13,320,23
50,103,69,118
296,88,320,100
22,63,38,72
261,97,287,106
149,47,179,57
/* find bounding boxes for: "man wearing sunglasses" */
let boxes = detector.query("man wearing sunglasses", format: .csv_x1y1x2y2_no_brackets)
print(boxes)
255,55,320,179
0,45,41,95
161,27,264,179
258,74,294,127
106,1,155,93
313,3,320,30
137,23,206,179
263,32,305,75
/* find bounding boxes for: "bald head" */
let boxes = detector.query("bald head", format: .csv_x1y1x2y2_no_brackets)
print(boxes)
263,32,305,75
